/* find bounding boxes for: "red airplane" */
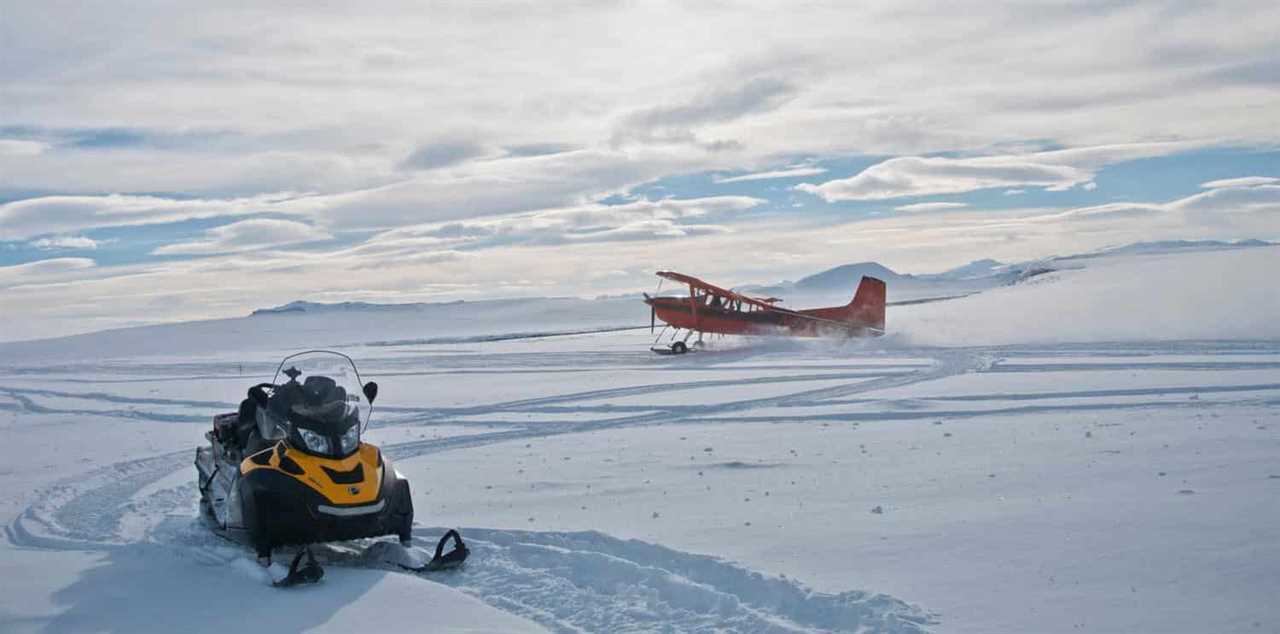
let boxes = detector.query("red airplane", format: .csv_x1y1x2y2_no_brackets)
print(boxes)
642,270,886,354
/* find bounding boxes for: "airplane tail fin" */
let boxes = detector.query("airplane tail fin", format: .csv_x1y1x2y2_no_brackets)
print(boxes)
848,276,886,331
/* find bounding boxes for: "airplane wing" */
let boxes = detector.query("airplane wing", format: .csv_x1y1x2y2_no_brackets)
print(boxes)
655,271,784,309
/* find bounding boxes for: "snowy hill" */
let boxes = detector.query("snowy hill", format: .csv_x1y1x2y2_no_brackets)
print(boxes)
894,245,1280,345
0,296,642,364
741,238,1276,308
1061,238,1275,260
932,258,1007,280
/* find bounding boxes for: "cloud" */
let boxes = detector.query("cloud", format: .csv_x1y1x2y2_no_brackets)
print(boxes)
623,77,797,130
366,195,764,251
30,236,100,250
1201,176,1279,189
1029,178,1280,223
345,250,464,270
399,139,490,171
795,142,1196,202
1024,142,1204,169
1026,180,1280,224
312,148,705,231
153,218,332,255
0,148,714,242
893,202,970,213
0,193,314,241
0,257,95,287
0,139,48,156
1170,183,1280,215
613,76,799,148
1202,56,1280,87
796,155,1091,201
1,3,1275,207
714,166,827,183
0,125,246,153
68,128,149,149
503,143,576,158
1052,202,1165,220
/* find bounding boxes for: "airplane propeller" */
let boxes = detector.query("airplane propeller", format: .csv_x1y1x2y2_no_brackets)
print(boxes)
650,304,656,333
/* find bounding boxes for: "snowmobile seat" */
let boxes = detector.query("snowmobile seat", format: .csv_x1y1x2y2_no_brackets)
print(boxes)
234,397,259,450
244,407,288,455
232,383,288,455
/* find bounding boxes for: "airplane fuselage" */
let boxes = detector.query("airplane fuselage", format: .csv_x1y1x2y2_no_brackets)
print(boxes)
644,295,882,338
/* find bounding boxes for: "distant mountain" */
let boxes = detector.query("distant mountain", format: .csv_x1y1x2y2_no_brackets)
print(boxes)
933,258,1007,280
251,300,437,315
249,297,539,316
738,260,1006,303
794,262,905,290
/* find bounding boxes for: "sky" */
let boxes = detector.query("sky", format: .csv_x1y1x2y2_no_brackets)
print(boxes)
2,1,1279,341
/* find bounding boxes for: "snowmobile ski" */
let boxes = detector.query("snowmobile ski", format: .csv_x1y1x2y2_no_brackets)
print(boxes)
413,529,469,572
272,547,325,587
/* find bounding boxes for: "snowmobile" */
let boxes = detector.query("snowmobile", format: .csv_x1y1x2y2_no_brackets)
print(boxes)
195,350,468,586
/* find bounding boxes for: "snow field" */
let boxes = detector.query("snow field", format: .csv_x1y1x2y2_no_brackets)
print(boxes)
2,246,1278,632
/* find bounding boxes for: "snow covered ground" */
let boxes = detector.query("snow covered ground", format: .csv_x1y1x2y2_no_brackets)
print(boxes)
1,245,1278,633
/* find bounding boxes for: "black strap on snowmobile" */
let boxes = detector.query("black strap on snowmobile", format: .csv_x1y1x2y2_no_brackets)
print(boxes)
198,464,219,498
248,382,274,407
423,529,469,571
273,547,324,587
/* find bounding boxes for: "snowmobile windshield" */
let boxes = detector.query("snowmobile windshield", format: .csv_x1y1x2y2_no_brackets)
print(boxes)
270,351,371,458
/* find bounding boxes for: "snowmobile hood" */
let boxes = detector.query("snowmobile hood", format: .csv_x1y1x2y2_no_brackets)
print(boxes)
241,441,387,506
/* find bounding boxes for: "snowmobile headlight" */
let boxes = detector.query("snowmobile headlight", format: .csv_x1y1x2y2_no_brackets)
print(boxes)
298,428,329,454
339,425,359,454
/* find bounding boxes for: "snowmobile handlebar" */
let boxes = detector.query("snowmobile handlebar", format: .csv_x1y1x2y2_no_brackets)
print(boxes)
248,380,378,409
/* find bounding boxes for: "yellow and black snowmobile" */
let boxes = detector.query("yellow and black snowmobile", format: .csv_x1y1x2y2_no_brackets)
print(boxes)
195,350,467,586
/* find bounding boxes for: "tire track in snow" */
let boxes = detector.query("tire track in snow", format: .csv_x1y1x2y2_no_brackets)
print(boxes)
8,344,1262,549
475,379,1280,415
690,396,1278,425
987,360,1280,372
386,369,916,425
4,350,969,555
9,456,938,634
12,344,1261,552
0,386,233,409
0,387,216,423
426,528,934,634
7,450,192,550
376,351,978,462
295,527,933,634
817,382,1280,405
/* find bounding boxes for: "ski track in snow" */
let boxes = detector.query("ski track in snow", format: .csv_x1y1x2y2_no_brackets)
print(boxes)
6,338,1280,632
